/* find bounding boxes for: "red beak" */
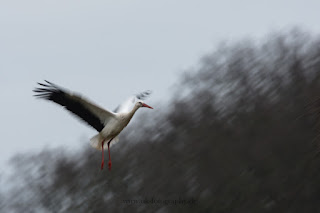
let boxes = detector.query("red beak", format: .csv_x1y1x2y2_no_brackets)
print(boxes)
142,103,153,109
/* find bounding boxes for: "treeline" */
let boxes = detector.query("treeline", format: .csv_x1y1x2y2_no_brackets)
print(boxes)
1,29,320,212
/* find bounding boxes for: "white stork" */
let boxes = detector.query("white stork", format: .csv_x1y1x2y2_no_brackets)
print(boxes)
33,81,153,171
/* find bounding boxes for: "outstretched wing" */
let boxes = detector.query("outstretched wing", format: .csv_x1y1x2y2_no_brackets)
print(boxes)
113,90,152,113
33,80,115,132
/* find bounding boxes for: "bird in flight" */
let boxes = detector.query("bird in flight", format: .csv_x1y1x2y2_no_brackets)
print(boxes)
33,80,153,171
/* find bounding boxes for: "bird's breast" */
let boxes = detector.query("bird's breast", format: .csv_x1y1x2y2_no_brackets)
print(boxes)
100,115,131,138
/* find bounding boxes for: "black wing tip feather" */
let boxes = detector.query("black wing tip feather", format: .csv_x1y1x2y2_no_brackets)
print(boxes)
136,90,152,100
33,80,63,99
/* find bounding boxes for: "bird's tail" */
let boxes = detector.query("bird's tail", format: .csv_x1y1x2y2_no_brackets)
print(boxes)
90,134,120,150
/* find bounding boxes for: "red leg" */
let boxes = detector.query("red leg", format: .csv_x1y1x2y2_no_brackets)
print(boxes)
101,140,105,170
108,141,112,171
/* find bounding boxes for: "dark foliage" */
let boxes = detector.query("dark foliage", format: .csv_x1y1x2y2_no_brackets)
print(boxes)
2,29,320,212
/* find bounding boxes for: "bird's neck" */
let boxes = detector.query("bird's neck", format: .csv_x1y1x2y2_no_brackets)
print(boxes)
127,105,140,119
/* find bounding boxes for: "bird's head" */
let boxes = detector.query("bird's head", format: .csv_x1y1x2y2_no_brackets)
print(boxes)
137,101,153,109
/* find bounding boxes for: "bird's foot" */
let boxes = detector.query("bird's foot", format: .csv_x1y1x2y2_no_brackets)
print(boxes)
108,161,112,171
101,161,104,170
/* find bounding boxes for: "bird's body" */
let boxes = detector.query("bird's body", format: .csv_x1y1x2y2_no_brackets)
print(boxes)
90,107,140,150
33,81,153,170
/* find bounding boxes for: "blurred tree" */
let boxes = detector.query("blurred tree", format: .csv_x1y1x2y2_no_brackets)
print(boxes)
2,28,320,213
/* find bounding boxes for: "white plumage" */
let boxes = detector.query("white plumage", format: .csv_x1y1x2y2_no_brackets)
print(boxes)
33,81,153,170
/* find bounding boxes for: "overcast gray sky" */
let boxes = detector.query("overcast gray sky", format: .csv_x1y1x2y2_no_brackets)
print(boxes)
1,0,320,173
